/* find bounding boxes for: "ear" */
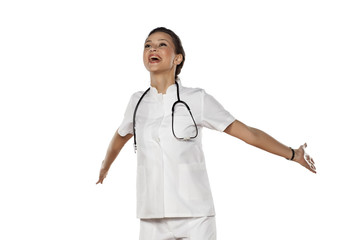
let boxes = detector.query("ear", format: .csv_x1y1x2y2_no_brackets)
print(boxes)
174,54,183,65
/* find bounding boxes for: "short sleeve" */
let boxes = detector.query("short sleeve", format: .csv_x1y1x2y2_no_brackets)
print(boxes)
201,90,236,132
117,93,139,137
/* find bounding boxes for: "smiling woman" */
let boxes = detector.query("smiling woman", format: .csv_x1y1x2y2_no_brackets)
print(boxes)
144,27,185,82
96,27,316,240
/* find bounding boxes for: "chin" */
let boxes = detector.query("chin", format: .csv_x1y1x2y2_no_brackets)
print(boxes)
148,66,167,73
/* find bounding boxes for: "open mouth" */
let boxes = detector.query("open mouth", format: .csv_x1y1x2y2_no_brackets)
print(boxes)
149,54,161,63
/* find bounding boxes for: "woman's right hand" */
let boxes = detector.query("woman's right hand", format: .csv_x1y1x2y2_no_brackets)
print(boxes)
96,168,108,184
96,132,133,185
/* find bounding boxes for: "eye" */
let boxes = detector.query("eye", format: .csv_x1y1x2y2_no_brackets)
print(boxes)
144,44,151,48
159,42,167,47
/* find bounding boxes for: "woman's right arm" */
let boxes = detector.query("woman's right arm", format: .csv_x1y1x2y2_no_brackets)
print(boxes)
96,131,133,184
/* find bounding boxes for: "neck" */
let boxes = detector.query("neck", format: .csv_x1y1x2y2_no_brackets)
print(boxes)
150,72,176,94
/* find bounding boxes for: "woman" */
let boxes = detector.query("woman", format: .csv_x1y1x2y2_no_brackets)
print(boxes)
96,27,316,240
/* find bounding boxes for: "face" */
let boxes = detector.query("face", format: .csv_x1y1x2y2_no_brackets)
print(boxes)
143,32,183,76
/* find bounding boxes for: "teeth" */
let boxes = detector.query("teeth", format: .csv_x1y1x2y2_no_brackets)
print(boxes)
150,55,160,61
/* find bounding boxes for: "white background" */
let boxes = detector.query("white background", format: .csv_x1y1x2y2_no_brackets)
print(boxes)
1,0,359,239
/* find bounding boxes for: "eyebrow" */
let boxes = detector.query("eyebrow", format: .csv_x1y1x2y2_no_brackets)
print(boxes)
145,39,170,43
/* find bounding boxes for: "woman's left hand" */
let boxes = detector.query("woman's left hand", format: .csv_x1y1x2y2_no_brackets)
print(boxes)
293,143,317,174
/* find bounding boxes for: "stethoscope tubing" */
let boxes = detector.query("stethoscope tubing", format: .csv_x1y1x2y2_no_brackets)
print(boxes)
132,81,198,153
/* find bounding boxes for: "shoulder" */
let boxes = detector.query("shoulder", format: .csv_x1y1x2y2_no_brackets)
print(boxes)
132,90,145,99
129,90,146,102
182,84,224,107
181,84,206,97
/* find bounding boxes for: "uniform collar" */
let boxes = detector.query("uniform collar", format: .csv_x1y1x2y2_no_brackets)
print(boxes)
149,79,183,98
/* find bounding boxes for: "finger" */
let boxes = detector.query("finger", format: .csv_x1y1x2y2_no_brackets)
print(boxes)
302,159,316,173
304,155,315,165
304,162,316,174
96,177,104,184
299,143,307,153
309,163,317,173
305,156,315,165
310,163,316,170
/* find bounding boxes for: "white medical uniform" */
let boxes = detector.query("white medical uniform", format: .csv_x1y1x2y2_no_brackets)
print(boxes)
139,216,217,239
117,80,235,237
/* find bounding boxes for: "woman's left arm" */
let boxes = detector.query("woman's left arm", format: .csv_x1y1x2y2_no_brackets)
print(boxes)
224,120,316,173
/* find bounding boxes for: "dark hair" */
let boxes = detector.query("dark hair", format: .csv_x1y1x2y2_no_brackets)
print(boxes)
148,27,185,79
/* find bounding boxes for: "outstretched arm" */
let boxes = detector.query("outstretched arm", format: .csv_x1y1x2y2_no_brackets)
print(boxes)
224,120,316,173
96,131,133,184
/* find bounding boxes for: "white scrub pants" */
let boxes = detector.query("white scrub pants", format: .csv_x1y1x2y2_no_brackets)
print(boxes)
139,216,217,240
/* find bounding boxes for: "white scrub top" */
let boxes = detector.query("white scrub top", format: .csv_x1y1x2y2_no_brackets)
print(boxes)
118,80,235,219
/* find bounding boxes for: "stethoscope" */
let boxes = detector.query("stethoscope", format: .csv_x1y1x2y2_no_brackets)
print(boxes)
133,81,198,153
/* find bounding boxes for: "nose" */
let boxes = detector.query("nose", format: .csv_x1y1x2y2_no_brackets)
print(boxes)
149,45,157,52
